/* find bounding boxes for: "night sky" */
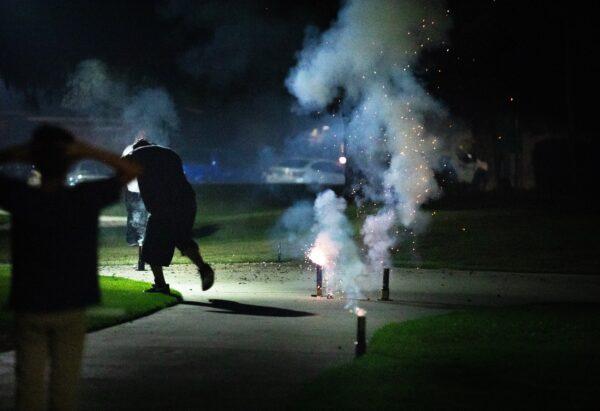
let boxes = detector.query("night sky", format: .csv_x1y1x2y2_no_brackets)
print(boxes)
1,0,597,158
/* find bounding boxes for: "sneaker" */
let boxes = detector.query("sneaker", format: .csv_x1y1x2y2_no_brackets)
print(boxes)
144,284,170,294
199,263,215,291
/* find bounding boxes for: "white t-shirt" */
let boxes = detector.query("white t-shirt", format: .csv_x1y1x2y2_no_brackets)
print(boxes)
122,144,140,193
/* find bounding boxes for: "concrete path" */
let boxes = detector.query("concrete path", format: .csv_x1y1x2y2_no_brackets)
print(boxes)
1,264,599,410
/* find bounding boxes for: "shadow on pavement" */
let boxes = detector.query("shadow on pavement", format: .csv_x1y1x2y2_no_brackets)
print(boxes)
181,299,315,317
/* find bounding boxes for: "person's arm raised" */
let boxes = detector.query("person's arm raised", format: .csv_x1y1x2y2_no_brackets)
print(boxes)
68,140,142,184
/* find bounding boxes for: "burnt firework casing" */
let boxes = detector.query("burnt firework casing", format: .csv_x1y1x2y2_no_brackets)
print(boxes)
379,267,390,301
277,242,282,263
137,245,146,271
355,315,366,357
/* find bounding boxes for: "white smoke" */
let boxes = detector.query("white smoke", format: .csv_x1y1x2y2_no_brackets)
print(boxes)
361,208,396,269
62,59,179,146
310,190,365,305
272,200,315,259
122,89,179,146
287,0,451,287
62,60,127,117
287,0,449,111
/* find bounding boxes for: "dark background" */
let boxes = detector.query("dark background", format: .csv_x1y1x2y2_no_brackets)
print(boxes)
1,1,597,165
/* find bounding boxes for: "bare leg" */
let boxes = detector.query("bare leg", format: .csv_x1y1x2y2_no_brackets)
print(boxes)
150,265,167,287
180,244,205,269
181,243,214,291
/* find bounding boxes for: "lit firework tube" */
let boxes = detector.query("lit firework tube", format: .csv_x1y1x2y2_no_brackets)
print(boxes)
355,308,367,358
316,264,323,297
308,241,328,298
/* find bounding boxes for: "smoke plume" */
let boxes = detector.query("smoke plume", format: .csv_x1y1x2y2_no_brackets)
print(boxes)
62,59,179,146
361,208,396,269
271,200,315,259
287,0,451,280
310,190,366,304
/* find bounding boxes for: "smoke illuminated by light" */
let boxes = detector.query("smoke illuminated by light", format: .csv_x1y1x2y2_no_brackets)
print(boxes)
308,234,334,267
287,0,451,299
306,190,366,306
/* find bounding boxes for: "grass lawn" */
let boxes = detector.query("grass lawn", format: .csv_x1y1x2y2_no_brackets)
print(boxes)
1,184,598,273
97,208,282,265
296,304,600,410
0,265,180,351
391,208,599,274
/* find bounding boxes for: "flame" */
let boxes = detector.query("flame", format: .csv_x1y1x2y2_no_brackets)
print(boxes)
308,246,328,266
354,307,367,317
307,232,339,267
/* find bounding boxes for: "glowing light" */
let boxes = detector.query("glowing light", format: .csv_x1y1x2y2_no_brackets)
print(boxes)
308,246,328,266
355,307,367,317
338,156,347,165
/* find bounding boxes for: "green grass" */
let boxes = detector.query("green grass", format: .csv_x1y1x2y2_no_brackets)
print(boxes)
96,208,283,265
90,184,288,265
391,209,600,274
296,304,600,410
1,185,599,273
92,198,600,273
0,265,180,351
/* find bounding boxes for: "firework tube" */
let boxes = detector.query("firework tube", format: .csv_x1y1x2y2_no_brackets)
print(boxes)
356,312,366,357
381,267,390,301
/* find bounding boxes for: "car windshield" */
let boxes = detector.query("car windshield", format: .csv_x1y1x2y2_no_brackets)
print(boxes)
278,159,309,168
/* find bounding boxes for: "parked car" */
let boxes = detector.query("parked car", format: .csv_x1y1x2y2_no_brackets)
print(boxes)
67,160,112,186
264,158,345,185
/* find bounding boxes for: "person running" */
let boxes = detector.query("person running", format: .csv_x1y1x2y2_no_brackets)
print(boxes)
123,138,214,293
0,124,140,411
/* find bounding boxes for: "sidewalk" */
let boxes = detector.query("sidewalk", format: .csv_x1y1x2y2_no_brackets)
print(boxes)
1,264,599,410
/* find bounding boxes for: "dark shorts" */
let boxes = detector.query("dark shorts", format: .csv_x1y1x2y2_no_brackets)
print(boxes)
142,205,197,266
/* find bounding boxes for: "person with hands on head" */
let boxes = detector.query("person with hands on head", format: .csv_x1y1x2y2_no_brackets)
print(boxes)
0,124,140,411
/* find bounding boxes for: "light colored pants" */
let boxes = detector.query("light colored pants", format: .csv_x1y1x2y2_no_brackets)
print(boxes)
15,309,86,411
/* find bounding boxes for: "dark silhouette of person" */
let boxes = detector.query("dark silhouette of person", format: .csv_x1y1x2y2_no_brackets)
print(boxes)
0,124,140,411
123,138,214,293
